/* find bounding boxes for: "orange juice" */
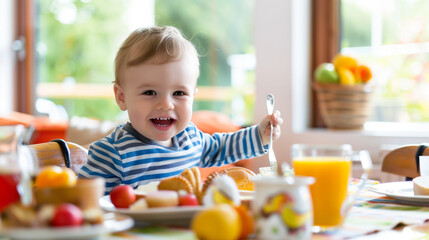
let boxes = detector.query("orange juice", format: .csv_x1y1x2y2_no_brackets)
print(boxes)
293,157,351,228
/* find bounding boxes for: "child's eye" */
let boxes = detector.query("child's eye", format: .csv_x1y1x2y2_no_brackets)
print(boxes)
173,91,186,96
142,90,156,95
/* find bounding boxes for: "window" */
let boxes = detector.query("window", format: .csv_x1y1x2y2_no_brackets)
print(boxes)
32,0,255,126
11,0,429,175
35,0,137,121
340,0,429,123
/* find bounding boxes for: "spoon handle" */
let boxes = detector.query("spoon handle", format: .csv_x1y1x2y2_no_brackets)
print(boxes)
265,94,277,172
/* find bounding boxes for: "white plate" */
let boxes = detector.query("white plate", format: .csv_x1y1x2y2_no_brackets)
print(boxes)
99,195,205,226
0,213,134,240
368,181,429,205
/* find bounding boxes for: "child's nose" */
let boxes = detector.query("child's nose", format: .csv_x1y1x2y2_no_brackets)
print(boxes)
156,96,174,110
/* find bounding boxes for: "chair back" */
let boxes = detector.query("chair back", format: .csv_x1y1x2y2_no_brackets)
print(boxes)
28,140,88,174
381,144,429,180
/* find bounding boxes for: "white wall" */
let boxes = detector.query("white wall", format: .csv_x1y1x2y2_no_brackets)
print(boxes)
0,0,15,115
253,0,428,182
253,0,295,169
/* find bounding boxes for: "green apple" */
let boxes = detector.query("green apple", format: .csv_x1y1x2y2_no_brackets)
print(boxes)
314,63,339,83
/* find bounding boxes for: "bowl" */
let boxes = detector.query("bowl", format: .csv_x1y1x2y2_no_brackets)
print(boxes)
35,178,105,210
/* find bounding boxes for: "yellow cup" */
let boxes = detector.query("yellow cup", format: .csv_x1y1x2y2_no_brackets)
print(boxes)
292,144,372,232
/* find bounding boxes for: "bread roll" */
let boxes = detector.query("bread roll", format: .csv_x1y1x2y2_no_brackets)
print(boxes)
181,168,197,193
220,167,255,191
413,176,429,195
158,175,194,194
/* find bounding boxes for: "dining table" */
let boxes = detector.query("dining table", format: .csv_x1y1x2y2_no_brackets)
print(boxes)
1,178,428,240
98,178,429,240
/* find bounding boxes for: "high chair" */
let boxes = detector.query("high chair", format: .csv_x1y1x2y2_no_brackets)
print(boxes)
381,144,429,180
27,139,88,174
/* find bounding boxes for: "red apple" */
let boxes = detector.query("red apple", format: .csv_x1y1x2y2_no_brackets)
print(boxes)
51,203,83,227
110,185,136,208
179,193,199,206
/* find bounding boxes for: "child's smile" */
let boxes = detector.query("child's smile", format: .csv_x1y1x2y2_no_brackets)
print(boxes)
151,117,176,130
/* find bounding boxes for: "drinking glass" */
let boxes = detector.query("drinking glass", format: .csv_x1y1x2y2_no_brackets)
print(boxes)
291,144,372,233
258,166,277,176
259,165,294,177
0,125,37,211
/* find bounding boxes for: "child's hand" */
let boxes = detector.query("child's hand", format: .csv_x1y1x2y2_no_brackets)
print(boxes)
258,110,283,146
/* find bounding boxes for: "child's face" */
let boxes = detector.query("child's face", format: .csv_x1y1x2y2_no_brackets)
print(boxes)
114,54,198,147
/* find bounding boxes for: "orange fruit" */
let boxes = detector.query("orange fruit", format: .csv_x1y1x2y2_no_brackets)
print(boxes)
192,203,241,240
355,65,372,83
234,204,255,239
35,166,62,188
56,168,77,186
35,166,77,189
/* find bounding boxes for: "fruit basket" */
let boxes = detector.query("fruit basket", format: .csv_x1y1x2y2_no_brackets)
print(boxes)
313,54,373,129
313,82,372,129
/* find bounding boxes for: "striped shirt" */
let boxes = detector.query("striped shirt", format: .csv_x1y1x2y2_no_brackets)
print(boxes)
78,122,266,194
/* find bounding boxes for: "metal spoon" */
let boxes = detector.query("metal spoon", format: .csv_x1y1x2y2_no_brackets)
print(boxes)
265,94,278,172
265,94,294,180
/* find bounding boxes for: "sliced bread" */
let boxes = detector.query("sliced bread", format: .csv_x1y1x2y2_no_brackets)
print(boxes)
413,176,429,195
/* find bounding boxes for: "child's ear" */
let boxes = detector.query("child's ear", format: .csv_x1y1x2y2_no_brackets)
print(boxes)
114,83,127,111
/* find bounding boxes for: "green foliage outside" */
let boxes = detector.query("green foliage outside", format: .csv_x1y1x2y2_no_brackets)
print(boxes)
37,0,129,120
37,0,255,124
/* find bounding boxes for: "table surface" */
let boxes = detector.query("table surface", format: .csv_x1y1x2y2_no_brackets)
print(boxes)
101,179,429,240
2,179,428,240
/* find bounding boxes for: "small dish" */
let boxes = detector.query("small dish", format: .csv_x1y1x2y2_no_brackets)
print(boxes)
35,178,105,210
0,212,133,240
368,181,429,205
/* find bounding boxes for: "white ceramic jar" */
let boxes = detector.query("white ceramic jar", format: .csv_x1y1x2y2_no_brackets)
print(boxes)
252,176,314,240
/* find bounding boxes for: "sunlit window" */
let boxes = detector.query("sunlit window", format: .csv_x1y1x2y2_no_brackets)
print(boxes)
35,0,255,126
340,0,429,123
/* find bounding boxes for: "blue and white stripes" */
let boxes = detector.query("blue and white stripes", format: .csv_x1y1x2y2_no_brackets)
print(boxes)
78,122,266,194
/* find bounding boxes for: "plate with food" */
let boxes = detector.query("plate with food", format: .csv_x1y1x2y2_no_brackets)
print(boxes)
99,195,205,225
368,178,429,205
100,166,257,225
100,172,205,226
0,212,133,240
0,167,134,240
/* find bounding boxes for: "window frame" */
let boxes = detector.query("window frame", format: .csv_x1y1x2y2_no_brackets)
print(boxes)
311,0,340,128
15,0,35,114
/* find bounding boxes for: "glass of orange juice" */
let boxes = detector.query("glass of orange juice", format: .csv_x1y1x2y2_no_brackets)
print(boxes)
291,144,371,233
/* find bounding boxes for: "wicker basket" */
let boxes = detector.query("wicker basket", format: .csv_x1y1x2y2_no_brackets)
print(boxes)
313,82,372,129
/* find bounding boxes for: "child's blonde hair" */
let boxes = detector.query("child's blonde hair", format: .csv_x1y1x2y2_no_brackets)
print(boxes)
114,26,199,85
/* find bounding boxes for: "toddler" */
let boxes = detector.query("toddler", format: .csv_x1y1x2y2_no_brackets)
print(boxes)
78,26,283,193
